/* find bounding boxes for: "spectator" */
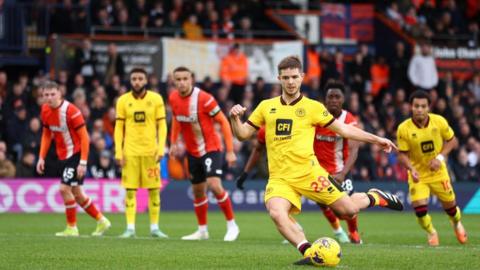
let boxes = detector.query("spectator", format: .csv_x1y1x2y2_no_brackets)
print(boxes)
6,104,29,161
237,17,254,40
220,43,248,104
15,151,36,178
183,14,203,40
89,150,118,179
389,42,410,92
452,147,479,182
21,117,42,155
204,10,221,38
370,56,390,97
115,8,131,35
165,10,182,37
104,43,125,84
408,42,438,91
0,150,15,178
74,39,97,83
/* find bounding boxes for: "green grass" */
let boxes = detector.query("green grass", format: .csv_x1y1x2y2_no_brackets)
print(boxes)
0,212,479,269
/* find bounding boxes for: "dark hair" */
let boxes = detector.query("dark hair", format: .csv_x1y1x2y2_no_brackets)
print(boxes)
409,90,431,105
42,81,59,90
277,55,303,74
130,67,148,78
324,79,345,94
173,66,192,74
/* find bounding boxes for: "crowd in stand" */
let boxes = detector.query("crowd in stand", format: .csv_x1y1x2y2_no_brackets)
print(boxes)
384,0,479,46
46,0,271,39
1,0,479,183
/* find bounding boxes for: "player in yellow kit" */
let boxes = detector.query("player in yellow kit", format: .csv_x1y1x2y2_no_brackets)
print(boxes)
229,55,403,265
114,67,168,238
397,90,467,246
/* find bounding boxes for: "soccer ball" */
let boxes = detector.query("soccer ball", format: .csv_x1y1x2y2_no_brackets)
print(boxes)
309,237,342,267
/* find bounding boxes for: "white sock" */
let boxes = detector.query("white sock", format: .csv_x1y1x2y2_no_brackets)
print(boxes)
67,225,77,229
150,224,159,231
296,240,309,249
333,227,344,234
98,216,106,223
127,224,135,231
198,225,208,233
227,220,237,229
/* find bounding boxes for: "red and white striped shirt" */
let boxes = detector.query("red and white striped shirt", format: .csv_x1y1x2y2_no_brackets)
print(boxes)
169,87,222,157
40,100,85,160
314,110,357,174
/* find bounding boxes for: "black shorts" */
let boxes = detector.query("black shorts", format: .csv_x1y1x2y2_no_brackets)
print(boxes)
187,151,223,184
329,174,355,196
58,153,84,186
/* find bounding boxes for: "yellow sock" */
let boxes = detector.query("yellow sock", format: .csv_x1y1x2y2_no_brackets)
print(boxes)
417,214,435,234
448,206,462,224
148,188,160,227
125,189,137,228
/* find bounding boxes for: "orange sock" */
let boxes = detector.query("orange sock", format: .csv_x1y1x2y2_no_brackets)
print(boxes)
194,197,208,225
346,215,359,234
322,207,340,230
65,199,77,227
81,197,102,220
216,192,235,221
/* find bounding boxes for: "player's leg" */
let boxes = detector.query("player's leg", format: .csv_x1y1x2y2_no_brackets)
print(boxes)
182,181,210,240
182,153,210,240
202,151,238,240
56,183,79,236
410,182,438,246
433,180,467,244
142,156,168,238
266,197,309,252
72,186,111,236
119,156,140,238
208,176,239,241
341,179,361,244
317,204,349,243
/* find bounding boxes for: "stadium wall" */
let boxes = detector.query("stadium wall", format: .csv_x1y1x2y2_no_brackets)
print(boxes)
0,179,479,214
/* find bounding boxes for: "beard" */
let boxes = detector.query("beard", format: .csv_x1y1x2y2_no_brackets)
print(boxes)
132,84,146,94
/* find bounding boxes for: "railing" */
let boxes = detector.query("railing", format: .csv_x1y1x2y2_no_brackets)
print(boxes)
90,26,297,40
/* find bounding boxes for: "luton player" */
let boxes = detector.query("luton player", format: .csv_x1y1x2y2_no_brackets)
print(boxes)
114,68,168,238
36,81,111,237
169,66,240,241
397,90,467,246
314,80,362,244
229,55,403,265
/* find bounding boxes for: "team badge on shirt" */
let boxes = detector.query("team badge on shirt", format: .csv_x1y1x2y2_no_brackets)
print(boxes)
295,108,305,117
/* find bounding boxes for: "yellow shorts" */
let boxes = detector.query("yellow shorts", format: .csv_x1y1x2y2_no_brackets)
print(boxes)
121,156,161,189
264,167,345,214
408,179,455,202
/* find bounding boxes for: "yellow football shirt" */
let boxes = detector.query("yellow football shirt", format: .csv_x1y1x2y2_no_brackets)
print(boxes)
397,113,454,183
115,91,166,158
247,95,334,179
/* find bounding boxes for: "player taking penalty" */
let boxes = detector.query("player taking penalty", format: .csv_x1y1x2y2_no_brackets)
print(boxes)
229,55,403,265
36,81,111,237
397,90,467,246
114,68,168,238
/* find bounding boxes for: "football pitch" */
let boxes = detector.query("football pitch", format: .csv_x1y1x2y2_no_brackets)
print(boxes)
1,212,479,269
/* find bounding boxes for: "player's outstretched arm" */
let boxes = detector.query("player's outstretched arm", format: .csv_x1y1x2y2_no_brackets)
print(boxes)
114,118,125,166
328,120,397,153
213,111,236,167
229,105,256,141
